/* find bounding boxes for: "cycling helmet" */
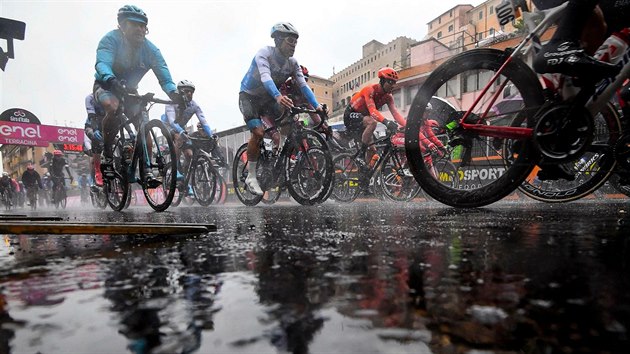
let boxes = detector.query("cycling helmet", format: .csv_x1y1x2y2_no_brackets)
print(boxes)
177,80,195,93
2,172,8,177
378,67,399,81
270,22,299,39
117,5,148,26
300,65,309,77
53,150,63,156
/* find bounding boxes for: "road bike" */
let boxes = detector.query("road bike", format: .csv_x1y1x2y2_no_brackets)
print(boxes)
168,135,219,207
0,189,12,210
232,105,333,206
405,0,630,207
103,92,178,212
332,127,427,203
50,175,68,209
25,185,39,210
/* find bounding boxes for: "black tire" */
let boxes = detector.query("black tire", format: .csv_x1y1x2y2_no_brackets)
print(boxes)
379,148,421,202
166,165,183,207
331,153,361,203
213,174,228,205
518,103,621,202
405,49,544,208
140,119,178,212
105,138,130,211
284,130,333,205
192,154,218,206
60,188,67,209
233,143,263,206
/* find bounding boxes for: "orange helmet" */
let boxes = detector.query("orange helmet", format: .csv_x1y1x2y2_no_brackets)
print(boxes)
53,150,63,156
300,65,309,77
378,67,398,81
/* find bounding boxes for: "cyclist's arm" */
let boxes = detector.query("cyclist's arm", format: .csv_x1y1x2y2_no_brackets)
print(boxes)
385,96,406,127
422,125,444,147
146,41,177,94
164,105,185,133
255,50,282,99
193,103,213,137
363,87,386,123
95,33,117,82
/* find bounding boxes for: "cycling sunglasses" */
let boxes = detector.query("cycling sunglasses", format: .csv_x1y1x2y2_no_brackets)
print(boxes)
283,36,298,45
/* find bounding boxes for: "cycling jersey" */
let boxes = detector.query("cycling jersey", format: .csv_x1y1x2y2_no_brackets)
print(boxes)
84,94,104,132
50,157,70,179
94,29,176,94
22,170,42,189
348,83,405,125
240,46,318,109
162,100,212,137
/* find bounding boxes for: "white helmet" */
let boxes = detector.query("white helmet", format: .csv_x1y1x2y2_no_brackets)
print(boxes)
270,22,299,39
177,80,195,93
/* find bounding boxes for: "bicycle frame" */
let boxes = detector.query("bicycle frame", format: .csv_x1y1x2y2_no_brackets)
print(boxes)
458,1,630,140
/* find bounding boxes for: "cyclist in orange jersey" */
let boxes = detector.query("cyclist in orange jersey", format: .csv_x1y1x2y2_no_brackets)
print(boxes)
343,67,405,165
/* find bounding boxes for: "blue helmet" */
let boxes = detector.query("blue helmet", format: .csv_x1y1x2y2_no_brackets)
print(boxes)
117,5,148,26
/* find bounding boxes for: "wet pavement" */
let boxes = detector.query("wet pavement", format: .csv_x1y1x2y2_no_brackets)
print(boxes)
1,199,629,353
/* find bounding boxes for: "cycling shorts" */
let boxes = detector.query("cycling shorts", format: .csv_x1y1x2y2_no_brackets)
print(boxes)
238,92,284,130
93,81,148,131
343,105,366,142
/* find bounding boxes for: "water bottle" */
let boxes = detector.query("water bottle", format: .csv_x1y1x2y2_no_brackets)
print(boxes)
369,154,379,168
594,29,630,64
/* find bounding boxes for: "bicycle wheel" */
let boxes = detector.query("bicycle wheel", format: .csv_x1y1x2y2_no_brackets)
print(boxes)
60,188,67,209
285,130,333,205
232,143,263,206
517,103,621,202
105,138,130,211
261,186,282,204
191,154,218,206
405,48,544,208
379,148,421,202
213,174,228,205
165,165,184,207
140,119,177,212
331,153,361,203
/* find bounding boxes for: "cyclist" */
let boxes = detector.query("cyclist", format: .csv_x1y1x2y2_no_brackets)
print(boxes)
93,4,182,180
279,65,330,134
84,93,105,186
0,172,14,206
239,22,326,195
49,150,73,203
190,122,228,168
343,67,405,167
21,164,43,206
162,80,214,182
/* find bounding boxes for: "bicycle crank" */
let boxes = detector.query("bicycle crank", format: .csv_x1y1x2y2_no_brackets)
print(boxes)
533,104,594,162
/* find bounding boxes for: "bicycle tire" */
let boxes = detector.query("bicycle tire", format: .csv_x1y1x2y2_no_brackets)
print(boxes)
379,148,421,202
285,130,333,205
213,174,228,205
331,153,361,203
192,154,218,206
232,143,263,206
105,138,130,211
405,49,544,208
517,103,620,202
140,119,177,212
166,165,184,207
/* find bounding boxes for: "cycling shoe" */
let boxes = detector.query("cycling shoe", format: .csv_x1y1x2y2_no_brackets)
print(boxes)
533,41,619,80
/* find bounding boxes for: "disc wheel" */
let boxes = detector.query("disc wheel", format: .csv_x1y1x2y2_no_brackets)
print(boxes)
140,119,177,212
405,48,544,207
517,103,621,202
232,143,263,206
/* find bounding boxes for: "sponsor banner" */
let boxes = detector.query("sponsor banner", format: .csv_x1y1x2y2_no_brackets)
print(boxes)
0,108,41,124
0,121,84,147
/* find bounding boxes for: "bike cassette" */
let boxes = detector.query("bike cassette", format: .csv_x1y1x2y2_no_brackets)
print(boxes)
533,104,594,162
614,134,630,170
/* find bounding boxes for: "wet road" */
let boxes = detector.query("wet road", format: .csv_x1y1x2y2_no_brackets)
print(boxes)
1,199,629,353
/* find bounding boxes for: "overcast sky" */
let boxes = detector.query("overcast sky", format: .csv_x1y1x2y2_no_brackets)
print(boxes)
1,0,474,132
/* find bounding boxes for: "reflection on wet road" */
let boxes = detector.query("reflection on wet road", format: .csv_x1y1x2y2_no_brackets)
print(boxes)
1,200,629,353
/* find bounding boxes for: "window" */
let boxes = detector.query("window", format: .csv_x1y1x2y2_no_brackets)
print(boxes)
437,31,442,39
438,17,441,24
479,11,483,20
429,23,432,30
490,6,494,14
448,24,453,32
478,33,483,40
489,28,495,36
449,9,453,17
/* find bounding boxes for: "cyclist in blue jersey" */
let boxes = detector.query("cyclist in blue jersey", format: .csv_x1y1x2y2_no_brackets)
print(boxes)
161,80,214,189
93,4,183,181
239,22,326,195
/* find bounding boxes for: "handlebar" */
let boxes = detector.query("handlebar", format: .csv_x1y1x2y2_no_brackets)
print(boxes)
125,92,174,105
